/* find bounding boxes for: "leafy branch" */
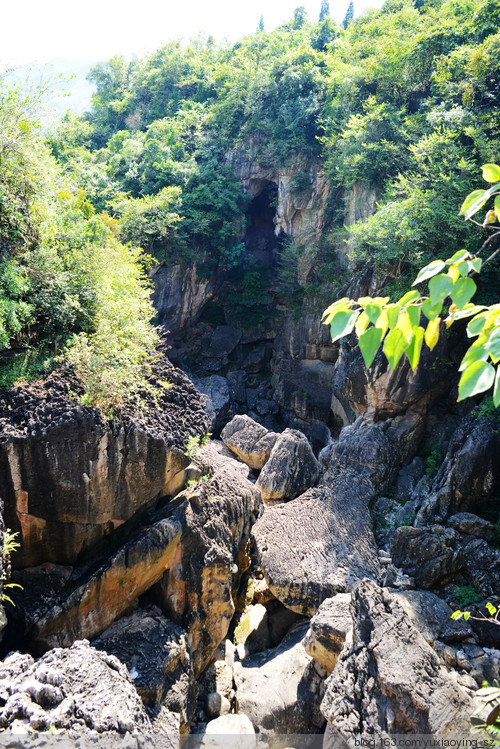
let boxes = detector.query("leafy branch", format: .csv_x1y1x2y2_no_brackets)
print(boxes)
322,164,500,405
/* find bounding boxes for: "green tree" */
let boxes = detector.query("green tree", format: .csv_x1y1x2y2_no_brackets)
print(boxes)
319,0,330,21
258,15,264,32
343,0,354,29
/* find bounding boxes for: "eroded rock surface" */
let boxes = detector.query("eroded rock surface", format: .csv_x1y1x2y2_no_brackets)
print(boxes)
153,464,264,675
389,525,465,589
233,622,325,737
0,357,209,568
221,415,278,470
252,472,380,615
0,640,153,739
320,413,424,492
302,594,352,673
256,428,319,502
94,608,197,731
416,414,499,527
321,580,473,738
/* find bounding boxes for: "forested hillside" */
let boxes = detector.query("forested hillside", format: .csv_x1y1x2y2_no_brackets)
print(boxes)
1,0,500,402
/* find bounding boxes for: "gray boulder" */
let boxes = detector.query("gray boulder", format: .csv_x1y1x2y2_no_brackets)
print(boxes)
233,622,325,737
0,640,154,740
190,375,233,435
447,512,495,541
221,415,278,470
416,414,500,527
390,525,465,589
205,326,242,359
320,413,423,493
392,590,472,645
395,456,426,501
252,472,380,616
461,536,500,598
256,429,319,502
321,580,474,738
93,608,196,731
302,594,352,673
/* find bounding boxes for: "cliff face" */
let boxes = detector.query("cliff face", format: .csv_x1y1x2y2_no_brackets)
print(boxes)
0,357,210,567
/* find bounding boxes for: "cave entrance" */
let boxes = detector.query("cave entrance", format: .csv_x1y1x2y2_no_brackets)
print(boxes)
245,181,279,266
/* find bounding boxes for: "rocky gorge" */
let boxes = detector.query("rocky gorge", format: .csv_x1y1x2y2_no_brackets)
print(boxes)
0,155,499,749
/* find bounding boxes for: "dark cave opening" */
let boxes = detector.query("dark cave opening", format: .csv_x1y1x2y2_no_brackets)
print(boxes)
244,181,279,265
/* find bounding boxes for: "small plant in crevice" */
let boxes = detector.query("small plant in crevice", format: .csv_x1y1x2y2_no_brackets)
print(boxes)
1,529,23,607
184,432,212,459
452,584,483,610
185,473,211,489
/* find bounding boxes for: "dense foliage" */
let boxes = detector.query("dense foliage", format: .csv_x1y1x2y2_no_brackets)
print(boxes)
0,81,159,411
1,0,500,404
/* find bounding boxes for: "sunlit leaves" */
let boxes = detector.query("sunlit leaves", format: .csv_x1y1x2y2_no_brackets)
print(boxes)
323,164,500,404
330,309,359,342
412,260,446,286
383,328,408,371
482,164,500,183
450,277,476,308
458,360,496,402
358,326,383,368
428,274,453,305
424,318,440,350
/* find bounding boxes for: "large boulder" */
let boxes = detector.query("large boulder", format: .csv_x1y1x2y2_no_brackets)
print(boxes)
190,375,233,436
252,472,380,616
93,608,197,732
26,514,183,654
153,463,264,675
302,594,352,673
0,358,210,568
221,415,278,470
392,590,472,646
320,412,424,493
389,525,466,589
0,640,154,740
416,414,500,527
256,429,319,502
233,622,325,737
321,580,474,738
20,463,263,679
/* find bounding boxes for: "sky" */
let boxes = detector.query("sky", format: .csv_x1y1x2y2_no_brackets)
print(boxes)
1,0,385,69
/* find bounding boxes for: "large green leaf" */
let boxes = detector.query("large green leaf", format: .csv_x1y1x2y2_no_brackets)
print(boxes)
429,274,453,305
364,301,382,325
450,304,486,321
407,304,421,328
494,368,500,408
383,328,408,371
422,298,443,321
459,343,489,372
482,164,500,183
322,297,350,325
460,184,500,220
358,326,383,369
330,310,359,342
458,360,496,401
460,189,489,220
385,304,400,329
467,312,489,337
398,289,421,305
412,260,445,286
450,277,477,309
406,326,424,371
486,328,500,362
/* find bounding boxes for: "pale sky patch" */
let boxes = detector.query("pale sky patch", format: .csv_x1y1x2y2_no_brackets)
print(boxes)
2,0,384,69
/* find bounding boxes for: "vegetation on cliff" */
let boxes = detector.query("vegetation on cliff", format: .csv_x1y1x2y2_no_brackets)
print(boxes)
1,0,499,403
